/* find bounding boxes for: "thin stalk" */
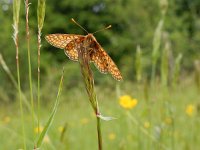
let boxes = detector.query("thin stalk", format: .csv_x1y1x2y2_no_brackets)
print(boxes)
127,111,169,150
16,30,27,150
97,116,102,150
37,29,41,135
25,0,34,131
77,42,103,150
37,0,46,132
0,54,37,119
13,0,26,149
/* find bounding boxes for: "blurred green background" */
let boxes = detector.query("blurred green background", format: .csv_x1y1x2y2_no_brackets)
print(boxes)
0,0,200,149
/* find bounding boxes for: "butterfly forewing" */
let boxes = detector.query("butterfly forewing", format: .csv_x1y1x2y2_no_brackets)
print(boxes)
45,34,83,49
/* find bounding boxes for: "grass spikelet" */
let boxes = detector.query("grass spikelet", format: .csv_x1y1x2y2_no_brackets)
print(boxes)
161,34,170,87
13,0,26,149
151,19,163,85
37,0,46,31
172,53,182,87
37,0,46,133
135,45,142,82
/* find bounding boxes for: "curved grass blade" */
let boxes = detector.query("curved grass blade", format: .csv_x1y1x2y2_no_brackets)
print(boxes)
34,68,64,149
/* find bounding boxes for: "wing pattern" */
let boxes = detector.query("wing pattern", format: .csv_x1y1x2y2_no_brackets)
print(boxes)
91,47,122,81
45,34,82,49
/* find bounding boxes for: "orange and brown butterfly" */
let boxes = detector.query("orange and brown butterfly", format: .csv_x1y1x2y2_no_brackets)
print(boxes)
45,18,122,81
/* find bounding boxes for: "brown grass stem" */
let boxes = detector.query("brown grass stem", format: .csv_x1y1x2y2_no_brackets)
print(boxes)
77,42,102,150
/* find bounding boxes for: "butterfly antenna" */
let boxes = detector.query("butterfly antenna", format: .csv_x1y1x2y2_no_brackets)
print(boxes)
92,25,112,34
71,18,88,34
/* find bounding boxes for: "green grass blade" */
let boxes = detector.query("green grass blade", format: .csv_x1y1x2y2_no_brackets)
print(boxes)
35,68,64,148
0,53,36,118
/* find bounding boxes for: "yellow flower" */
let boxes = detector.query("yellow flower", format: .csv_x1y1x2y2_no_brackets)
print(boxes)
3,116,11,124
144,121,150,128
80,118,89,125
108,133,116,140
34,126,44,134
119,95,138,109
165,117,172,125
58,126,64,133
185,104,195,117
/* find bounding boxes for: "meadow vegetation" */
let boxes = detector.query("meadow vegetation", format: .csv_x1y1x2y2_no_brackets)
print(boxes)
0,0,200,149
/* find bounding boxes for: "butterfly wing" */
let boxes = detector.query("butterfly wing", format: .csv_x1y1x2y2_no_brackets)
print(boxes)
106,52,123,81
45,34,84,61
90,47,109,74
45,34,83,49
90,41,123,81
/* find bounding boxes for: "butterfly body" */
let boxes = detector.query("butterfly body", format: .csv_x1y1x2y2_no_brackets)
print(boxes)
45,33,122,81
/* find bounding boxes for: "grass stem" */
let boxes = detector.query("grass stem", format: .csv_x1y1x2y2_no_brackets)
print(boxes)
37,0,46,132
13,0,26,149
37,29,41,136
78,42,103,150
25,0,35,132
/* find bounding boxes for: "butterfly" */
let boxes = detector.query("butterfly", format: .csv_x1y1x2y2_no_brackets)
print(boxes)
45,19,122,81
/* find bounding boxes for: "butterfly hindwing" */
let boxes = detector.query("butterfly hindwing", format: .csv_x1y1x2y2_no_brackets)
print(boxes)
64,37,85,61
90,47,109,74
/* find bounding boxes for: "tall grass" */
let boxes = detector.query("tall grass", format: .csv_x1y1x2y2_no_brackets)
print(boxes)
0,54,34,116
161,38,169,87
25,0,35,131
172,53,182,87
151,19,163,85
151,0,168,86
13,0,26,149
37,0,46,133
77,42,116,149
35,68,64,149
